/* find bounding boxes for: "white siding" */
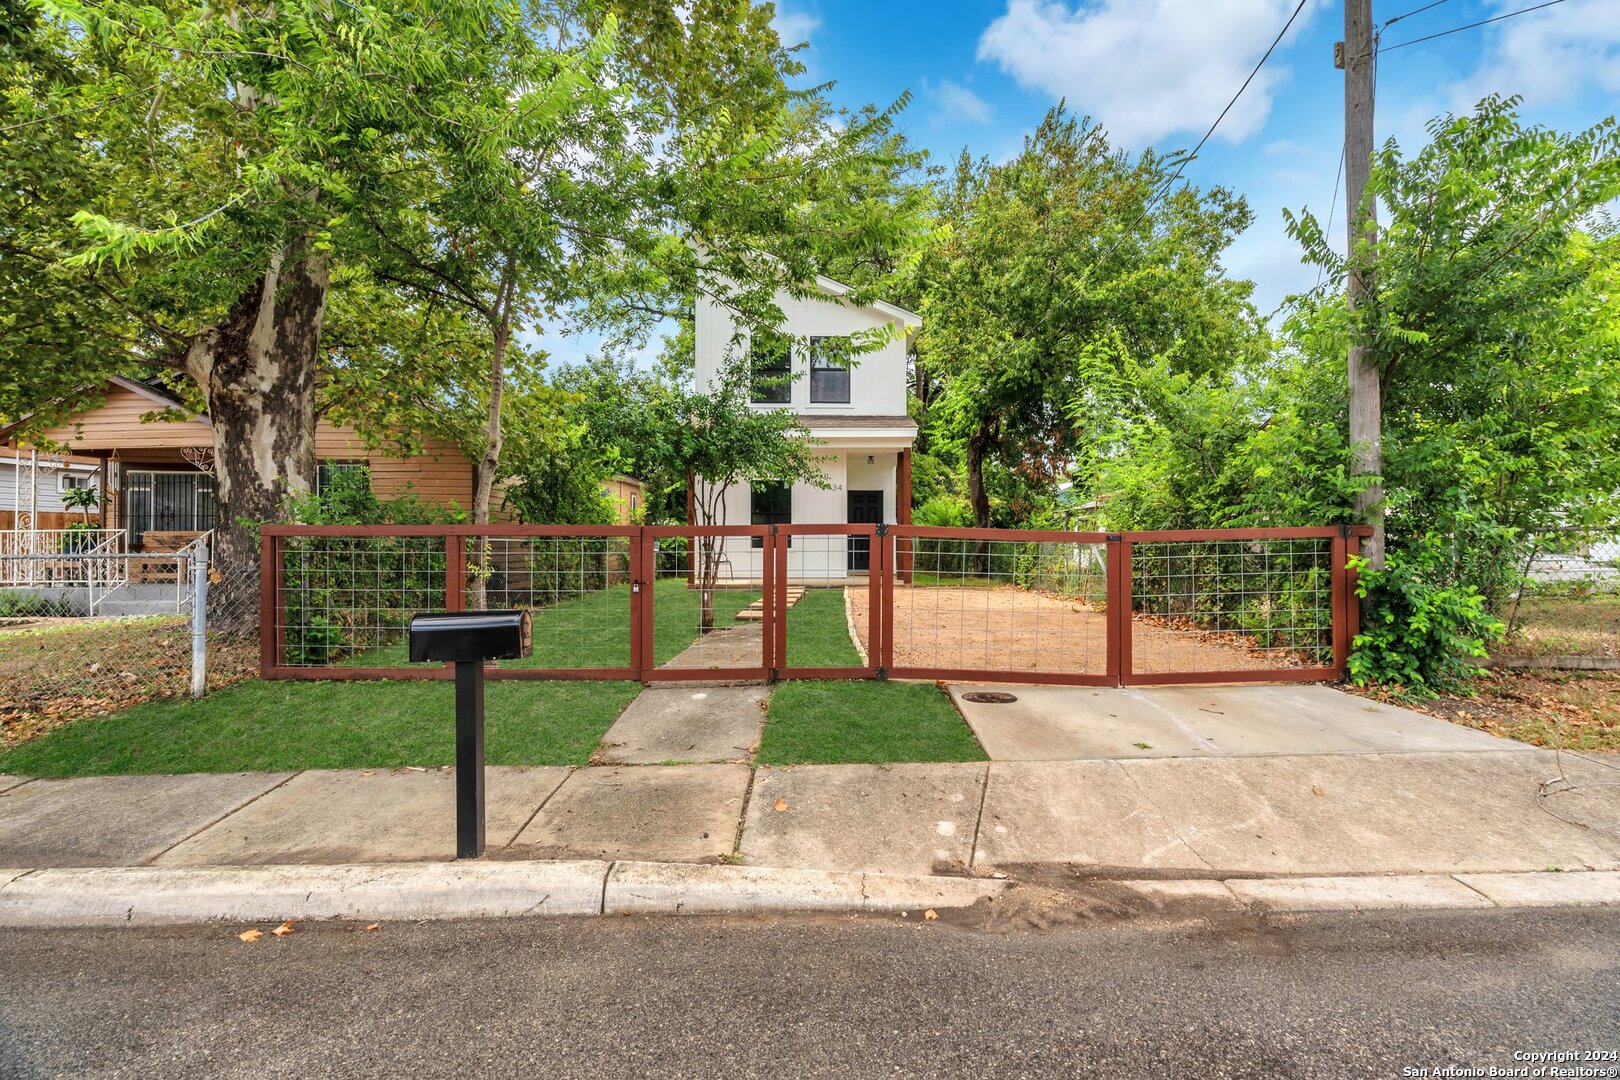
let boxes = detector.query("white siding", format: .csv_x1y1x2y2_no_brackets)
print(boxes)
700,451,900,578
0,458,101,515
694,287,909,417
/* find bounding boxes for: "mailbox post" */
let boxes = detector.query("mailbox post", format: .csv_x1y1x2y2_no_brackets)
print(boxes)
408,610,532,859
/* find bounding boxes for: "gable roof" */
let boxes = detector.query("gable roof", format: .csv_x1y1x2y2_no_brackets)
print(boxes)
812,274,921,327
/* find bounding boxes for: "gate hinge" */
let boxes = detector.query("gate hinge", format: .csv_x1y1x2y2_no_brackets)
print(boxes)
1338,524,1353,539
876,522,890,537
875,666,889,681
1106,534,1124,543
769,667,781,683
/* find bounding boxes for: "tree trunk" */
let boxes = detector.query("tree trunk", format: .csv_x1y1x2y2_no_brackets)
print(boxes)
966,422,992,575
184,249,328,626
468,263,517,611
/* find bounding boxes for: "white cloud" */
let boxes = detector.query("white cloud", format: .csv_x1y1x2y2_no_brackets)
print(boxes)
976,0,1318,148
773,4,819,48
1447,0,1620,111
931,78,994,124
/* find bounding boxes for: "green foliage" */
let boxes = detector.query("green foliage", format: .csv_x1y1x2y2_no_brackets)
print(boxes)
1348,542,1506,697
1287,96,1620,611
285,467,462,526
0,590,72,618
916,105,1267,528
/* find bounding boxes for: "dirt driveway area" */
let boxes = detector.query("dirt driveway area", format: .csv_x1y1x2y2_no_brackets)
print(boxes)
847,584,1287,677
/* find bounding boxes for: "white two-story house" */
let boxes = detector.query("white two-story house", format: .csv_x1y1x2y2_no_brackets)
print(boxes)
692,275,919,580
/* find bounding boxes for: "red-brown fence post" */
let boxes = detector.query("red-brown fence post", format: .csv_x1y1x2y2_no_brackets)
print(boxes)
446,535,466,612
1107,535,1132,685
258,529,277,677
762,526,777,681
1331,528,1351,676
773,527,789,674
629,531,644,679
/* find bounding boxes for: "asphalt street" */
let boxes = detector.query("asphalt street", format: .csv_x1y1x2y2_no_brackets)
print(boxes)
1,905,1617,1079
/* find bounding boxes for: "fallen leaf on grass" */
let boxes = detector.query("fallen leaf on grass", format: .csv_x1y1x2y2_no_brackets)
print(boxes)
271,919,295,938
924,909,938,921
774,798,789,812
238,929,264,943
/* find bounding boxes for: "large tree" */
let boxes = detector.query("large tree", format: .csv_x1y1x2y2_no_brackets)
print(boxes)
915,107,1266,550
0,0,598,588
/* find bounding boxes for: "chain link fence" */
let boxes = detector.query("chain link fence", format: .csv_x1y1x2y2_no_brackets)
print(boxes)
1524,527,1620,593
0,542,258,746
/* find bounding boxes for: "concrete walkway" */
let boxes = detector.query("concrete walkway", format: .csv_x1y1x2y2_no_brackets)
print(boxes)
594,686,768,765
3,748,1617,878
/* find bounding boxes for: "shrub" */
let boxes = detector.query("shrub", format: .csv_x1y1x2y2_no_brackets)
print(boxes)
0,590,71,618
1348,541,1505,697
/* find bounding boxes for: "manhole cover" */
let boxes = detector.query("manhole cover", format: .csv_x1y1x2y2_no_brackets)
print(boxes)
962,691,1019,704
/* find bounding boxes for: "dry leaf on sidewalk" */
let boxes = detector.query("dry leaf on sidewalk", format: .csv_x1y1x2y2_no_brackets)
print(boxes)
271,920,295,938
363,923,382,933
924,909,938,921
774,798,789,812
238,929,264,943
1311,785,1324,797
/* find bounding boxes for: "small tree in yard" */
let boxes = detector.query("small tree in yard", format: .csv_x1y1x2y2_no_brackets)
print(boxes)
648,360,826,632
61,484,99,526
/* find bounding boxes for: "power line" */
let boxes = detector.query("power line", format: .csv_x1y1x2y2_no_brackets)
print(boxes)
1383,0,1452,27
1091,0,1311,271
1314,143,1347,291
1381,0,1567,53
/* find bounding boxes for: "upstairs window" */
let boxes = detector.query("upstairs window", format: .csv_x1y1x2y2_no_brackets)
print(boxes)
808,336,850,404
750,481,791,548
749,333,792,404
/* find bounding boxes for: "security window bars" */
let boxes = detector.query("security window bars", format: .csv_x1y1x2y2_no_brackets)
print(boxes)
315,460,368,495
749,333,792,404
808,336,850,404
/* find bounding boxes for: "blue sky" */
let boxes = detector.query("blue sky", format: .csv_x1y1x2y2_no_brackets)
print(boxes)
533,0,1619,365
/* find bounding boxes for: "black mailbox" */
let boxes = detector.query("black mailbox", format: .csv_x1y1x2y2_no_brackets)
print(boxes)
408,610,532,663
408,609,532,860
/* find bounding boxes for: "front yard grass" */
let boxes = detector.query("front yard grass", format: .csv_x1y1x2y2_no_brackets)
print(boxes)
784,587,864,668
0,677,641,777
757,680,987,765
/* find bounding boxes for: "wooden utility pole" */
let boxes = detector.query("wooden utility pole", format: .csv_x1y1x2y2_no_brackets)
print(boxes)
1340,0,1385,566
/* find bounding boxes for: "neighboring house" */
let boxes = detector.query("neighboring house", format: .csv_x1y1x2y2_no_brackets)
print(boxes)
693,276,919,579
1,376,480,551
599,474,645,524
1,445,104,530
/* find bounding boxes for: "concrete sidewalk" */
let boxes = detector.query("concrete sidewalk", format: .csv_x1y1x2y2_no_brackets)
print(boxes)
3,748,1618,878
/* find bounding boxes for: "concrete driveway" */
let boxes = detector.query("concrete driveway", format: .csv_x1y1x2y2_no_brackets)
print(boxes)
946,683,1522,760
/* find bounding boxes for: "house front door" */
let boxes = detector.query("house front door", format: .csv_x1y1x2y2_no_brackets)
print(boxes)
847,490,883,572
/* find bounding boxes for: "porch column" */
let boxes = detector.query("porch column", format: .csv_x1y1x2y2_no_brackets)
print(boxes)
896,448,912,584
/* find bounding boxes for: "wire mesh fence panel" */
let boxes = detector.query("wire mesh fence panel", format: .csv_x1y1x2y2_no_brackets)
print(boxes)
886,530,1111,681
274,535,448,670
1524,528,1620,593
1,546,258,746
1126,537,1337,677
464,534,635,672
776,528,878,675
648,528,768,678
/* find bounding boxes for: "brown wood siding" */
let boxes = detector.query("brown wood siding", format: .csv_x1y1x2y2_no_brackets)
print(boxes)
32,385,211,451
316,421,475,515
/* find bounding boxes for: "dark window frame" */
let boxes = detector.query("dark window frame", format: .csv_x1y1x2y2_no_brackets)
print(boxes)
807,336,851,404
315,459,369,496
749,333,792,404
750,481,792,548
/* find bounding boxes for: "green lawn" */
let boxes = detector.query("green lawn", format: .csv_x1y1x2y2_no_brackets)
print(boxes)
757,680,987,765
784,587,864,668
329,578,754,670
0,678,641,777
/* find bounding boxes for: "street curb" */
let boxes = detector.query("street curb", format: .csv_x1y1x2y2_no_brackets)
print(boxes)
0,863,1615,928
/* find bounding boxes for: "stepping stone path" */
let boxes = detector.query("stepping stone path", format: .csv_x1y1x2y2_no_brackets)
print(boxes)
735,587,804,621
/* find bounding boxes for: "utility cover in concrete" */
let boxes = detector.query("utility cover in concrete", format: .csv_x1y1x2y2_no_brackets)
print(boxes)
0,772,293,868
743,763,987,875
948,683,1520,761
513,763,750,863
595,686,768,765
156,766,571,866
